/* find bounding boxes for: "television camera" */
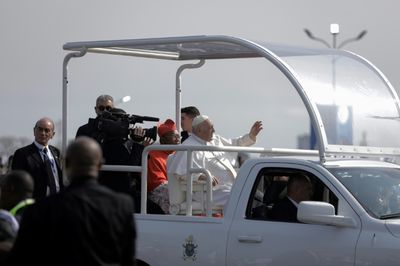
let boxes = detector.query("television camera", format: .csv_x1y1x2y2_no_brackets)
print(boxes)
88,108,159,143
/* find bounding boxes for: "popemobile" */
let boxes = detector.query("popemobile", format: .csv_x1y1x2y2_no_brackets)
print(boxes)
63,35,400,265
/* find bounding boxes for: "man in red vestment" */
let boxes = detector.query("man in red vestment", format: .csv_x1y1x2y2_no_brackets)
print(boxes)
147,119,180,213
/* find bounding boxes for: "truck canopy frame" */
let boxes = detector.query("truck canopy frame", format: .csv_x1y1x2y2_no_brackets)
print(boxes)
63,35,400,163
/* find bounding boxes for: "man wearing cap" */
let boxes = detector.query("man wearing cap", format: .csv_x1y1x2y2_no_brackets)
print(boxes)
169,115,261,208
180,106,262,167
147,119,180,213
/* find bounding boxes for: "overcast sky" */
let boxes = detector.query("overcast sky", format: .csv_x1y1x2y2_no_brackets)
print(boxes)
1,0,399,153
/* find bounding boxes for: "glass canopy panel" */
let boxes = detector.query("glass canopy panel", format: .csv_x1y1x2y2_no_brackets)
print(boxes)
281,51,400,149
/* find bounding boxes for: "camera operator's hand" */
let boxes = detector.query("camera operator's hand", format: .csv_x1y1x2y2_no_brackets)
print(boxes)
141,137,154,147
130,125,158,144
132,126,145,137
130,126,146,142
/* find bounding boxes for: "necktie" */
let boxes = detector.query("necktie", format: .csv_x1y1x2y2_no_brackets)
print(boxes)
42,147,57,194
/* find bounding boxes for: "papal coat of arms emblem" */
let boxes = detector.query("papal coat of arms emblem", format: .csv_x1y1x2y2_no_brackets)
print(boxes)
182,235,198,261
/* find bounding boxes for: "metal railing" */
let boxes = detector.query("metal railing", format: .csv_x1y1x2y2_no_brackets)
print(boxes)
97,145,318,216
139,145,318,216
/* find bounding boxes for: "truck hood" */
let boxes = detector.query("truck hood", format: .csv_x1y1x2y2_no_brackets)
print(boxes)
385,220,400,238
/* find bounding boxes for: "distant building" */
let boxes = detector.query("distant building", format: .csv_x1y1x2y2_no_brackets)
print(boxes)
297,133,310,149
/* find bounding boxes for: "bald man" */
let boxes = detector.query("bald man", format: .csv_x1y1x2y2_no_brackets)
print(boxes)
11,117,63,199
7,137,136,266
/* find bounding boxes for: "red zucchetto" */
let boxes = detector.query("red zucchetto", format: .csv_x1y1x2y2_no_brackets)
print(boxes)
157,119,177,137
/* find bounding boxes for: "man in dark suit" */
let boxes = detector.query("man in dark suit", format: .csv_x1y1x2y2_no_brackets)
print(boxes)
269,174,313,223
180,106,200,142
11,117,63,200
6,136,136,266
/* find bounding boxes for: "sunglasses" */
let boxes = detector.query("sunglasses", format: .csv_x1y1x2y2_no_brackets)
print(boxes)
97,106,112,111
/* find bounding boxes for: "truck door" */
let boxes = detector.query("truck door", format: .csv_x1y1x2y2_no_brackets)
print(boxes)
226,162,362,266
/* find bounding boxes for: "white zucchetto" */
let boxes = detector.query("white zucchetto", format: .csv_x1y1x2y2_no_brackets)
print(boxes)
192,115,209,128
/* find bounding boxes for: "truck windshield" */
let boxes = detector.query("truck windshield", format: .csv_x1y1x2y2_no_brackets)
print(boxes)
328,167,400,219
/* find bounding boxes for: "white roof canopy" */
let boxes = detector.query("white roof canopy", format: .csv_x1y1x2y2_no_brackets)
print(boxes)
63,35,400,161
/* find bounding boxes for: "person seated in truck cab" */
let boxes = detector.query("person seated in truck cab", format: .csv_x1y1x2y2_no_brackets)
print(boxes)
169,115,236,208
268,174,313,223
263,175,289,205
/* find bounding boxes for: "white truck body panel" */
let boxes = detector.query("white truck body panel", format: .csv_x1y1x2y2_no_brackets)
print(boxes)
134,157,400,265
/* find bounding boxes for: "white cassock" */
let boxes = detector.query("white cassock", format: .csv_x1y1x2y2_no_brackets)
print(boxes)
168,134,253,207
210,133,256,168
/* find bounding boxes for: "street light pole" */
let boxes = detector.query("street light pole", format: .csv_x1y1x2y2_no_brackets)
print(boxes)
303,24,367,150
304,28,330,48
338,30,368,49
304,23,367,49
330,24,339,48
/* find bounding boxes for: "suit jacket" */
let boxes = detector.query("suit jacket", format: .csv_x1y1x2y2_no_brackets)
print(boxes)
11,143,63,200
269,197,299,223
6,178,136,266
76,122,96,138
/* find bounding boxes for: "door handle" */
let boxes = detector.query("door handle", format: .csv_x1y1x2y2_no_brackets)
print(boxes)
237,235,263,243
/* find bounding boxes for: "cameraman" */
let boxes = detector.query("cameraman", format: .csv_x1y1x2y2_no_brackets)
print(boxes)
76,94,114,138
75,95,150,199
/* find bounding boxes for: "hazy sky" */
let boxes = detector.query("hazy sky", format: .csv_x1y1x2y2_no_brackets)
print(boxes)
1,0,399,153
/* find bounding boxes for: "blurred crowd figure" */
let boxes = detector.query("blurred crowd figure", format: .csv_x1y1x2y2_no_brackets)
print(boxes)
0,170,34,223
0,209,18,263
0,158,5,175
0,170,34,262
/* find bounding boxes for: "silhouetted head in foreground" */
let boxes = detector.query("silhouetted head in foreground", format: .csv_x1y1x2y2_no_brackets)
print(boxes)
65,136,104,181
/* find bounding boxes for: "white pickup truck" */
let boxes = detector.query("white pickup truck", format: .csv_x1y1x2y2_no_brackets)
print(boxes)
136,152,400,265
62,36,400,265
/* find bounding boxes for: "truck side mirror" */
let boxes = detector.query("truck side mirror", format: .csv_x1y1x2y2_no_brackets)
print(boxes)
297,201,357,228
